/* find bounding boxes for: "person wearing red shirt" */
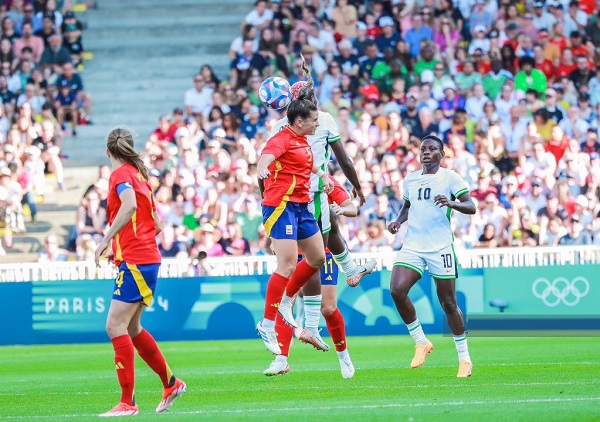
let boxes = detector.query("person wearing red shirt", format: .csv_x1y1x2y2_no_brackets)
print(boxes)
546,125,570,164
534,44,555,83
94,128,185,417
556,48,578,79
256,97,333,356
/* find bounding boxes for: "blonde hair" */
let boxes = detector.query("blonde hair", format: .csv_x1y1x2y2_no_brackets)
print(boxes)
106,127,149,181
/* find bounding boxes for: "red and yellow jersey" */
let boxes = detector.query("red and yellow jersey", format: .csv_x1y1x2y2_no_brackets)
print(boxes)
327,178,351,206
108,163,162,266
261,126,313,207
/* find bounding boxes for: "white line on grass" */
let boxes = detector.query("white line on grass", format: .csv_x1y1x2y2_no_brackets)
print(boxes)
2,380,599,397
2,396,599,419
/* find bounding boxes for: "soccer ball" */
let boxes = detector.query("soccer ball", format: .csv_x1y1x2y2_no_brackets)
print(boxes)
259,77,292,110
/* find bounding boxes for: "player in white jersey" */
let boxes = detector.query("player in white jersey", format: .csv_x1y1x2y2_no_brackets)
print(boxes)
387,135,476,378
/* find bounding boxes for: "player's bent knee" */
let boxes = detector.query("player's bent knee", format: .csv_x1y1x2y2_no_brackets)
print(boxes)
307,252,326,269
440,300,458,314
276,262,297,278
390,283,409,301
321,304,337,316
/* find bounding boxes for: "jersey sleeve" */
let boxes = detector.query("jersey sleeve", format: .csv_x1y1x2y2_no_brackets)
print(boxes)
261,131,289,159
111,168,134,196
449,171,470,199
322,113,341,144
327,178,351,205
402,177,410,202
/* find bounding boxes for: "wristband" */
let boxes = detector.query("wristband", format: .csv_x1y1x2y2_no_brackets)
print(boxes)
316,169,325,177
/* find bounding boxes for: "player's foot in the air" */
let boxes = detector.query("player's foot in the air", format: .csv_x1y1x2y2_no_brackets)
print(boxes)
338,354,355,379
347,259,377,287
457,360,473,378
156,378,186,413
257,321,282,355
99,402,139,417
263,359,290,376
299,327,330,351
277,301,297,328
411,340,434,368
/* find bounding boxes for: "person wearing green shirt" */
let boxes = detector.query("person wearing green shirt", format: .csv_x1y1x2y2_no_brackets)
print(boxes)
483,59,513,100
514,56,547,98
413,44,439,80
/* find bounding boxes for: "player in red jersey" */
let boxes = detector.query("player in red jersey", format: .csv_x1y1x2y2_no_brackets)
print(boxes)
94,127,185,417
256,95,334,355
265,178,363,378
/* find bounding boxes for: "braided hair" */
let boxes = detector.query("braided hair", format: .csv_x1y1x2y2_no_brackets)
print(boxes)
287,54,318,124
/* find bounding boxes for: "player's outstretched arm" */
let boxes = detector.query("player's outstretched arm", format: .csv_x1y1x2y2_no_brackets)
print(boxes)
330,141,365,206
433,192,476,215
388,200,411,234
331,199,358,217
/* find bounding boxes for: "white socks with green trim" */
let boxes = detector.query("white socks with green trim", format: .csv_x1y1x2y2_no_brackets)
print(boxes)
333,247,359,278
454,334,471,362
406,318,428,344
303,295,322,329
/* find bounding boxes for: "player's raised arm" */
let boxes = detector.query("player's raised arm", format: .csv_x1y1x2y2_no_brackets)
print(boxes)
329,129,365,206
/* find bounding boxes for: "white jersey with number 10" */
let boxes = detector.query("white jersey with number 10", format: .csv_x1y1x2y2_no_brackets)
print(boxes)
269,111,341,193
401,167,470,253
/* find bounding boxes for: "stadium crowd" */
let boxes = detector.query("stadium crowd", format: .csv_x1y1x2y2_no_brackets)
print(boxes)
66,0,600,264
0,0,92,256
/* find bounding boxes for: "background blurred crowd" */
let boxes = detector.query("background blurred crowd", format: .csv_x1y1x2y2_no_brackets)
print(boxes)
65,0,600,263
0,0,92,256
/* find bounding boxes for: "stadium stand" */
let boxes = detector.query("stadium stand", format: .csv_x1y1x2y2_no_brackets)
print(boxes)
4,0,600,265
144,0,600,263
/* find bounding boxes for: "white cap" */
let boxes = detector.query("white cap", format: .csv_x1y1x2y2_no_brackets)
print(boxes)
421,69,434,83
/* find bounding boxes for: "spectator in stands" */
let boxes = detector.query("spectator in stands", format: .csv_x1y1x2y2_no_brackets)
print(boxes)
40,34,72,80
17,3,42,35
34,12,56,48
242,0,273,36
37,233,69,262
14,21,44,63
158,224,189,258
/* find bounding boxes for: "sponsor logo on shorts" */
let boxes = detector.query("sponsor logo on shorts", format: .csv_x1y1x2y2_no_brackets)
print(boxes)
286,225,293,235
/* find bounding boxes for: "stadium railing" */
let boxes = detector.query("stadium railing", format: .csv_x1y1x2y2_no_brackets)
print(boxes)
1,245,600,282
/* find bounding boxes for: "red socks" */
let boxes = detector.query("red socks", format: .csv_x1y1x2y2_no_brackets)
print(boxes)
111,335,135,405
275,315,294,356
285,259,318,298
263,272,289,321
132,329,174,388
324,308,347,352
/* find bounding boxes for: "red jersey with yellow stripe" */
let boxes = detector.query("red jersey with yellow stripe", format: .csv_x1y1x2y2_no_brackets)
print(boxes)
108,163,162,266
328,178,351,205
261,126,313,207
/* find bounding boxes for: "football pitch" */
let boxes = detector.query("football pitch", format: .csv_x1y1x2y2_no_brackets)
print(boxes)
1,336,598,421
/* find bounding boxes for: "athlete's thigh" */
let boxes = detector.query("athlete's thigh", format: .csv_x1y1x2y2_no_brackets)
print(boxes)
113,262,160,307
391,249,425,291
107,299,141,329
297,231,326,266
271,238,299,268
424,245,458,281
307,191,332,235
127,303,146,336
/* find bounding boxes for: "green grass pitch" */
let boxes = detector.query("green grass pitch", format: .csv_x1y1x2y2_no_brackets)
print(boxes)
0,336,598,421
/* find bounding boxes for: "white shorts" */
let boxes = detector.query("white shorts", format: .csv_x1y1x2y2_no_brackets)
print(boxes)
393,245,458,280
307,191,331,234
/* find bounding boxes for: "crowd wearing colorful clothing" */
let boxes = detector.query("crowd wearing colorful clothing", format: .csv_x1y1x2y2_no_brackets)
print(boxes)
78,0,600,263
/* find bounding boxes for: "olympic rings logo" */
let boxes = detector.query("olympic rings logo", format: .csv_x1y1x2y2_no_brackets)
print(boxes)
532,277,590,307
